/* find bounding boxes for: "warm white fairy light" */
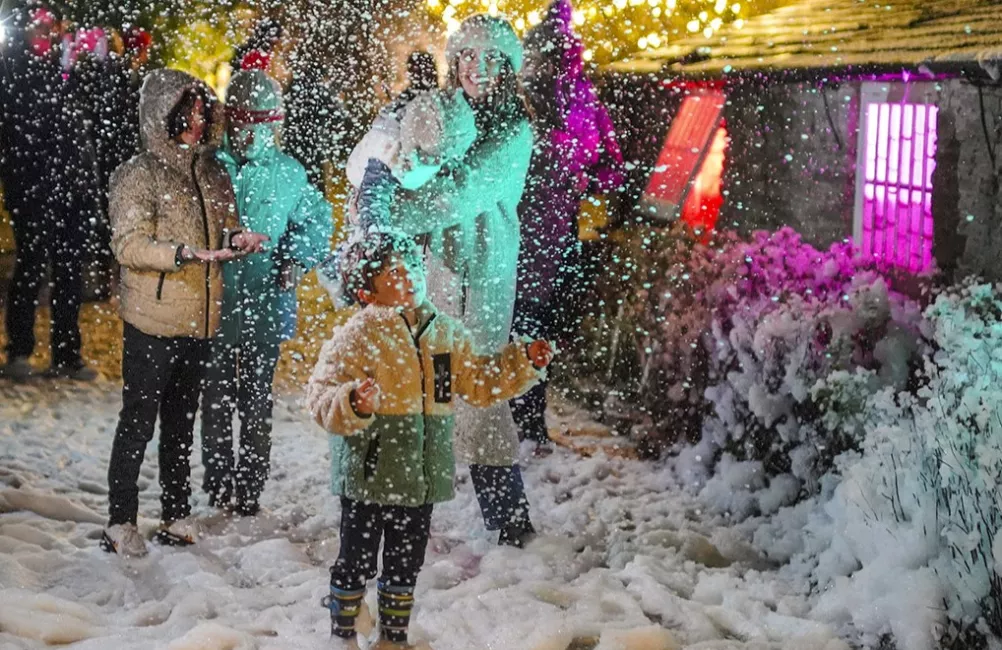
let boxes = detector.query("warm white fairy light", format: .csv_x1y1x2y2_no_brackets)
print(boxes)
425,0,757,63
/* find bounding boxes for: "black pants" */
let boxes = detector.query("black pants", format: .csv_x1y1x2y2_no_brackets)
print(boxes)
470,464,532,531
330,497,433,592
4,195,86,367
511,383,549,445
510,297,552,445
107,323,209,526
201,338,280,511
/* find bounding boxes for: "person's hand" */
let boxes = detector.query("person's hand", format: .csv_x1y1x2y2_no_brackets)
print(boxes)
190,247,238,263
277,260,301,292
351,377,381,416
231,231,270,254
526,340,554,369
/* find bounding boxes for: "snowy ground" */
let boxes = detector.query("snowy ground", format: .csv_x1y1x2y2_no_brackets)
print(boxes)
0,379,850,650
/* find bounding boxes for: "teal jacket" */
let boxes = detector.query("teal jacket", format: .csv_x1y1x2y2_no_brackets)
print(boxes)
305,303,543,507
216,145,333,348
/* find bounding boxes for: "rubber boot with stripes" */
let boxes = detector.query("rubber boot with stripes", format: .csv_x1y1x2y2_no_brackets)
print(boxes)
376,581,415,645
321,585,365,640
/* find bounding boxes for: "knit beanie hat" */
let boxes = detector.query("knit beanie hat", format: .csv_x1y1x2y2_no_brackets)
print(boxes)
318,228,422,307
226,70,285,126
399,89,477,166
446,14,523,74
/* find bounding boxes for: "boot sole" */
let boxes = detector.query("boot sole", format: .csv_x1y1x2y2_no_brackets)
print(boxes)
155,529,195,546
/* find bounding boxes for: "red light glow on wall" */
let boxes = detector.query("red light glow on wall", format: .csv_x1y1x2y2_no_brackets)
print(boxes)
860,102,938,273
680,125,728,235
641,89,726,227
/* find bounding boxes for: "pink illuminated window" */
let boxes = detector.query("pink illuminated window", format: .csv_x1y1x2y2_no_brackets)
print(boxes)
859,102,938,273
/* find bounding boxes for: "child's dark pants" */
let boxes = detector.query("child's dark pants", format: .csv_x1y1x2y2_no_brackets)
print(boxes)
328,496,433,642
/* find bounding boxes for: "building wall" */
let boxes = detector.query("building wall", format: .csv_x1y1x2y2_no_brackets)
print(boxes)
719,81,859,248
935,80,1002,281
603,71,1002,282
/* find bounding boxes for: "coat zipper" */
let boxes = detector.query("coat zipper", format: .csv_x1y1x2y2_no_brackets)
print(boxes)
191,156,212,338
156,272,166,300
402,313,437,501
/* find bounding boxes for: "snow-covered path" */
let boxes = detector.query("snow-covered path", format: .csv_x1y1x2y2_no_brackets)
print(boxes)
0,380,847,650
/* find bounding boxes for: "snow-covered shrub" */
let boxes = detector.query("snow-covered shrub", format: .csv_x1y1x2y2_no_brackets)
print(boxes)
797,281,1002,649
697,230,922,487
919,282,1002,635
577,225,922,475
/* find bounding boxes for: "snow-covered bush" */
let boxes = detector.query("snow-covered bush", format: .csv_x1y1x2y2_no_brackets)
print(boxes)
919,282,1002,636
697,230,923,485
579,224,922,482
787,281,1002,649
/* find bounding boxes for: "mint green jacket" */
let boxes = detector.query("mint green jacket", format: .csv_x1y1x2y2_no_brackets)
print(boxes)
216,145,333,348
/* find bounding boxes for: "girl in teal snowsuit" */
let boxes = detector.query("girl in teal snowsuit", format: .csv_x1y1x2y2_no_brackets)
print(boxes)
201,70,334,515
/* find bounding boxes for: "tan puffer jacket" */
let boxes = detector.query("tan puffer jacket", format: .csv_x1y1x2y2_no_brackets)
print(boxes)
109,69,239,339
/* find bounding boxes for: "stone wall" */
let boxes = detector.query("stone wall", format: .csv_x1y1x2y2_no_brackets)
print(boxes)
719,81,858,248
934,80,1002,281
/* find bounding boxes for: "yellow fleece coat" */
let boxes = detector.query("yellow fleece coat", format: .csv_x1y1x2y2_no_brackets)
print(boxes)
305,303,543,507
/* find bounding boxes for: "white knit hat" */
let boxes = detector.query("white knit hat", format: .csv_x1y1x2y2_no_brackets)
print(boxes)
446,14,524,74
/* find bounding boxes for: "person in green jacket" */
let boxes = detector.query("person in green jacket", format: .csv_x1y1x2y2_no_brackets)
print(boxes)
201,70,334,516
306,229,553,649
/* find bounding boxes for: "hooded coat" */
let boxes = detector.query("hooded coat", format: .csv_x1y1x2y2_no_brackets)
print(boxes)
108,69,239,339
216,71,334,348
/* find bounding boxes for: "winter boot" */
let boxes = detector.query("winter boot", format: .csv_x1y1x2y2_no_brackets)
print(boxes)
498,520,536,548
101,523,149,557
370,639,434,650
329,636,361,650
375,581,416,646
47,360,98,381
1,356,33,381
322,585,366,640
155,516,205,546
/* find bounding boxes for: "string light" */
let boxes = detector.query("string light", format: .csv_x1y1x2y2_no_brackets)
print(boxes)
425,0,771,64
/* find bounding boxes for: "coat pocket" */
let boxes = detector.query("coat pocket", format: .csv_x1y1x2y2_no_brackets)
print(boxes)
433,353,452,403
156,272,166,300
363,436,381,480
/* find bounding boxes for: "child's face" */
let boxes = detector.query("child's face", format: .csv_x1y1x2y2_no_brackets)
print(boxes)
358,255,426,309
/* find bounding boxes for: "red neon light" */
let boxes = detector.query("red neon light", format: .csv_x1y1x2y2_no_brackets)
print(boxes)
681,125,728,235
642,90,726,220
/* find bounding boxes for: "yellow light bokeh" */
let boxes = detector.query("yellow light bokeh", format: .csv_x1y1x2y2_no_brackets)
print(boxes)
424,0,771,64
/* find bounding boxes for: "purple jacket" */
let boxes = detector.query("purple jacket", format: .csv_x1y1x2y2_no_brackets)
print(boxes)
516,74,624,310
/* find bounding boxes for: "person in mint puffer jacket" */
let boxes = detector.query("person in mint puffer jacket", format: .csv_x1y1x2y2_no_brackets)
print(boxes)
201,70,334,516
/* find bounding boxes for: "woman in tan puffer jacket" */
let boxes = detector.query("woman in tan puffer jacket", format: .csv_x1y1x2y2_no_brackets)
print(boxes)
103,69,267,557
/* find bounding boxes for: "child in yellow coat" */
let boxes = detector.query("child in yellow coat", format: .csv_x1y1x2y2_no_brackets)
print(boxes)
306,229,553,649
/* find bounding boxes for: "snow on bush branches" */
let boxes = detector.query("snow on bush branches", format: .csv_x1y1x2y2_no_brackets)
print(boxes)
796,280,1002,649
584,224,921,482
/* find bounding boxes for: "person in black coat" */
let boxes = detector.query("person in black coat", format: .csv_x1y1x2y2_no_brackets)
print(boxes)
0,2,99,380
